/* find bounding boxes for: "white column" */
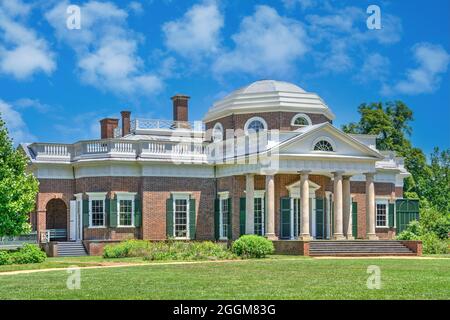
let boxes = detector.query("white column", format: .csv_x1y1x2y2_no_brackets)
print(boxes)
365,173,378,240
245,174,255,234
299,171,311,240
343,176,354,240
265,174,276,239
333,171,345,240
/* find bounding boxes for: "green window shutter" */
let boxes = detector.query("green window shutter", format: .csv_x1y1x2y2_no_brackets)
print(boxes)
388,203,395,228
105,198,110,226
82,200,89,228
239,197,246,236
109,198,117,227
352,202,358,237
315,198,324,239
280,197,291,239
331,200,334,235
189,199,196,239
166,198,174,238
214,198,220,240
134,196,142,227
227,198,232,240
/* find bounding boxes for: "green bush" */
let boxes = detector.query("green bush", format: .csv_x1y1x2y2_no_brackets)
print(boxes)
9,244,46,264
103,240,150,258
421,233,448,255
231,235,274,259
0,251,11,265
103,239,236,261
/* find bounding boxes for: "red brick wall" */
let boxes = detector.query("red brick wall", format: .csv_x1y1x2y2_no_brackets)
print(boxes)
205,111,331,136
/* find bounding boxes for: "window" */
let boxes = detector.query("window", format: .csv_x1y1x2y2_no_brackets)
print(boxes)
313,140,334,151
87,192,107,228
376,200,388,227
244,117,267,134
116,192,136,227
254,196,265,236
220,198,229,239
174,198,189,238
212,123,223,141
291,113,312,127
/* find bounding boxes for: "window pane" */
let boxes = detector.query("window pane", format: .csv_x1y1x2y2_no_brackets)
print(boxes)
376,203,387,227
91,200,104,226
248,120,264,132
174,199,188,238
254,198,264,236
220,199,229,238
119,199,133,226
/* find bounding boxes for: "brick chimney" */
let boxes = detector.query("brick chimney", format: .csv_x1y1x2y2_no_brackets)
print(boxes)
171,94,190,122
121,111,131,137
100,118,119,139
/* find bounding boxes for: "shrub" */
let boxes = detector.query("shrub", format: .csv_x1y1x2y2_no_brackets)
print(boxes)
9,244,46,264
421,233,448,255
0,251,11,265
103,240,150,258
231,235,274,259
104,239,236,261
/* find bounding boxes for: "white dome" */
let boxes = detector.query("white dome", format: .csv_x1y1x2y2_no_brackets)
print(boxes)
235,80,306,95
204,80,335,122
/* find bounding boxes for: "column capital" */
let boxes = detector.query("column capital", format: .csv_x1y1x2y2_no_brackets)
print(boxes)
342,175,352,180
298,170,311,178
364,172,376,178
332,170,345,177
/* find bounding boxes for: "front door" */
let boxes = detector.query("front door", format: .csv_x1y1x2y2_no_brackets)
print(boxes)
69,199,83,241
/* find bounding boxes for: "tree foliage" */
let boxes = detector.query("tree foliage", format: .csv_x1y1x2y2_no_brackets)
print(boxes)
342,101,449,215
0,114,39,236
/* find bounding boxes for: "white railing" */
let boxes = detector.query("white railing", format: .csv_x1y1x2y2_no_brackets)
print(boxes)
33,143,70,158
132,119,205,132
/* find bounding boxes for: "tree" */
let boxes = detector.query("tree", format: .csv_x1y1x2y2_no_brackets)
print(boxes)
0,113,38,237
342,101,449,215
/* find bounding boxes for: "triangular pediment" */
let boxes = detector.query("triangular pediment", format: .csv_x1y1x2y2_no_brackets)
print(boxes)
275,123,383,160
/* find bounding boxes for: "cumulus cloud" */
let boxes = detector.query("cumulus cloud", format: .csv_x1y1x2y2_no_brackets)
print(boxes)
382,43,450,95
0,0,55,79
46,0,162,96
162,0,223,58
0,99,35,143
282,0,320,10
213,5,308,77
354,53,390,84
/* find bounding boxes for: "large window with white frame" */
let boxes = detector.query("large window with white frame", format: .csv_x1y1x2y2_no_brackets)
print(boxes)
117,192,136,227
87,192,106,228
376,199,389,227
173,193,190,239
254,191,265,236
219,196,229,239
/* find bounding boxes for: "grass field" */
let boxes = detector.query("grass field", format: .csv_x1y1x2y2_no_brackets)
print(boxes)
0,256,449,300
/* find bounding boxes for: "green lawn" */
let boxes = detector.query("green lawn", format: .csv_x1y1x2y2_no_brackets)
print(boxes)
0,256,449,299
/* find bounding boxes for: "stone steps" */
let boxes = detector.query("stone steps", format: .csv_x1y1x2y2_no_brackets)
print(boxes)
57,241,87,256
309,240,415,257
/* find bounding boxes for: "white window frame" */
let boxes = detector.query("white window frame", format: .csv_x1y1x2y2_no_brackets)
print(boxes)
172,192,191,240
291,113,312,127
375,199,389,228
116,192,136,228
86,192,107,228
254,190,265,236
212,122,224,141
311,136,336,152
244,116,267,134
218,192,230,240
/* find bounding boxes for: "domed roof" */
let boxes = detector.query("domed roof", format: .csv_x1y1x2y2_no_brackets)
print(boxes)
204,80,335,122
235,80,306,95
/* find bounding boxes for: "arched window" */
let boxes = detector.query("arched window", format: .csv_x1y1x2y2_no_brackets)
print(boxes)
313,140,334,152
212,122,223,141
291,113,312,127
244,117,267,134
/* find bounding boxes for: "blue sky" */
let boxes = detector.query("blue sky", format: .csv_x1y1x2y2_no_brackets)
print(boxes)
0,0,449,157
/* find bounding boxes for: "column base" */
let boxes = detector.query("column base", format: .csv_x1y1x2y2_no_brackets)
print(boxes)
346,235,355,240
265,233,278,240
366,233,379,240
299,234,311,241
332,233,345,240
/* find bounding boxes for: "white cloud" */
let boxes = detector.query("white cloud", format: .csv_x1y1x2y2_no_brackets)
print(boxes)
46,1,162,96
382,43,450,95
162,0,223,58
14,98,52,113
0,0,55,79
213,5,308,77
282,0,319,10
128,1,144,14
0,99,35,143
354,53,390,84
